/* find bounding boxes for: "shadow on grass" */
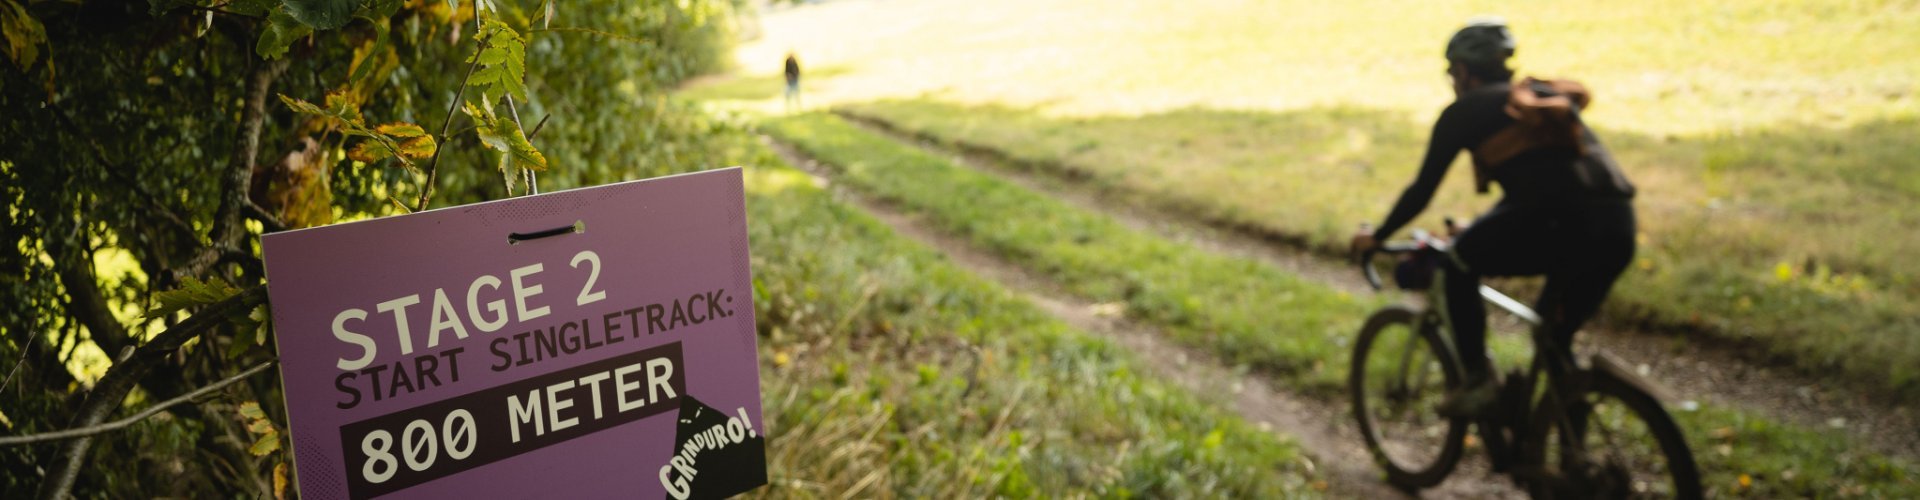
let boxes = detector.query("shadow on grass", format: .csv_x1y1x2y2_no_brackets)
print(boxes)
836,98,1920,400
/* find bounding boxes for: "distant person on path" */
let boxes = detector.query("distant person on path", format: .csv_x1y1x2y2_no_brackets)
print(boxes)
1350,18,1638,417
784,51,802,111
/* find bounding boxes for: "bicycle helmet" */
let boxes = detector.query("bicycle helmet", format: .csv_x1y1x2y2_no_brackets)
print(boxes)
1446,17,1516,67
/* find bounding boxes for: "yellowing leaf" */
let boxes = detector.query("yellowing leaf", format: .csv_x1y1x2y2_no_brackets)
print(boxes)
2,0,50,70
250,432,282,456
238,401,266,420
321,89,363,125
281,91,365,131
397,135,437,159
348,140,394,163
248,418,275,435
277,94,325,116
375,122,427,138
273,462,289,500
505,129,547,172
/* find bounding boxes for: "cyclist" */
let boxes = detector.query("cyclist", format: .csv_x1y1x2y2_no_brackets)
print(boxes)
1349,18,1637,416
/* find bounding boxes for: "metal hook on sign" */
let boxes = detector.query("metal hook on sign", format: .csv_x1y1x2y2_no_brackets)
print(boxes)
508,220,584,245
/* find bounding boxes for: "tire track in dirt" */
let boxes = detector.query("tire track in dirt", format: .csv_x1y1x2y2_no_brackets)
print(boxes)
764,136,1524,498
831,110,1920,463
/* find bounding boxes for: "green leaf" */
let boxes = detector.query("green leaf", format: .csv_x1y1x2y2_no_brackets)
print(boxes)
255,7,312,60
248,418,275,435
348,15,389,84
500,154,519,195
366,0,402,19
250,432,281,456
277,94,324,116
466,67,501,87
475,46,507,66
374,122,426,138
226,330,253,358
251,304,273,346
226,0,278,17
144,277,240,320
239,401,266,420
466,20,528,102
284,0,355,30
469,107,546,172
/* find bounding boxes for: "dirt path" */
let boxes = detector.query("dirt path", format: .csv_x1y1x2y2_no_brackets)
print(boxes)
765,137,1525,498
831,112,1920,463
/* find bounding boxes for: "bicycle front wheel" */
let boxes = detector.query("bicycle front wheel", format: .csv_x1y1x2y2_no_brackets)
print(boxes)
1349,306,1468,490
1524,369,1702,499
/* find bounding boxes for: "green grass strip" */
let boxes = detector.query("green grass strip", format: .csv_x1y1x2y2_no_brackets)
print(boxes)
763,111,1918,496
729,132,1319,496
839,100,1920,401
769,112,1377,395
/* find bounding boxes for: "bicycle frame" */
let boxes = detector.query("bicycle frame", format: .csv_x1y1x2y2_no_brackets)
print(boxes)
1355,233,1701,497
1365,239,1609,473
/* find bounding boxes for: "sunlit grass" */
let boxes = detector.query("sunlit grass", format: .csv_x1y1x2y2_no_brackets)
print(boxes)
731,0,1920,134
694,0,1920,397
760,111,1918,496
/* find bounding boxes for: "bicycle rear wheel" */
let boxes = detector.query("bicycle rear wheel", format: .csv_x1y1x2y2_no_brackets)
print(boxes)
1524,369,1702,499
1349,306,1468,490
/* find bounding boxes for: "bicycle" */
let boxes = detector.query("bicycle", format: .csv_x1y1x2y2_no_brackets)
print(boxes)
1349,227,1702,498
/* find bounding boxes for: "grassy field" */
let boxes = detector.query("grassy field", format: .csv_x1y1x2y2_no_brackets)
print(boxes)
700,0,1920,399
681,116,1323,496
760,111,1390,394
761,111,1917,496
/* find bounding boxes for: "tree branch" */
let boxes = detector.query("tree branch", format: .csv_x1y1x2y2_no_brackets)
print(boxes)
1,335,34,394
527,113,551,139
242,198,288,233
178,58,288,283
415,36,486,212
48,233,131,358
35,287,267,500
0,360,274,446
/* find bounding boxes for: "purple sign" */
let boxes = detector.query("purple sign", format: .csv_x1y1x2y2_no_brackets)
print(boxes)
263,168,766,499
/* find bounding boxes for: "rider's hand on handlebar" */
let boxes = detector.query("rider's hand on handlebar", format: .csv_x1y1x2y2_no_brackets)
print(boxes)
1349,226,1379,264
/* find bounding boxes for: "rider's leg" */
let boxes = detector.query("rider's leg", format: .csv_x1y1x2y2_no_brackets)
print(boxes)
1438,202,1553,417
1439,259,1490,378
1537,199,1637,361
1445,202,1552,379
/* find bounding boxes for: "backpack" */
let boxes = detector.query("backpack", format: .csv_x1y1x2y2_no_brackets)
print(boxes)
1468,77,1593,194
